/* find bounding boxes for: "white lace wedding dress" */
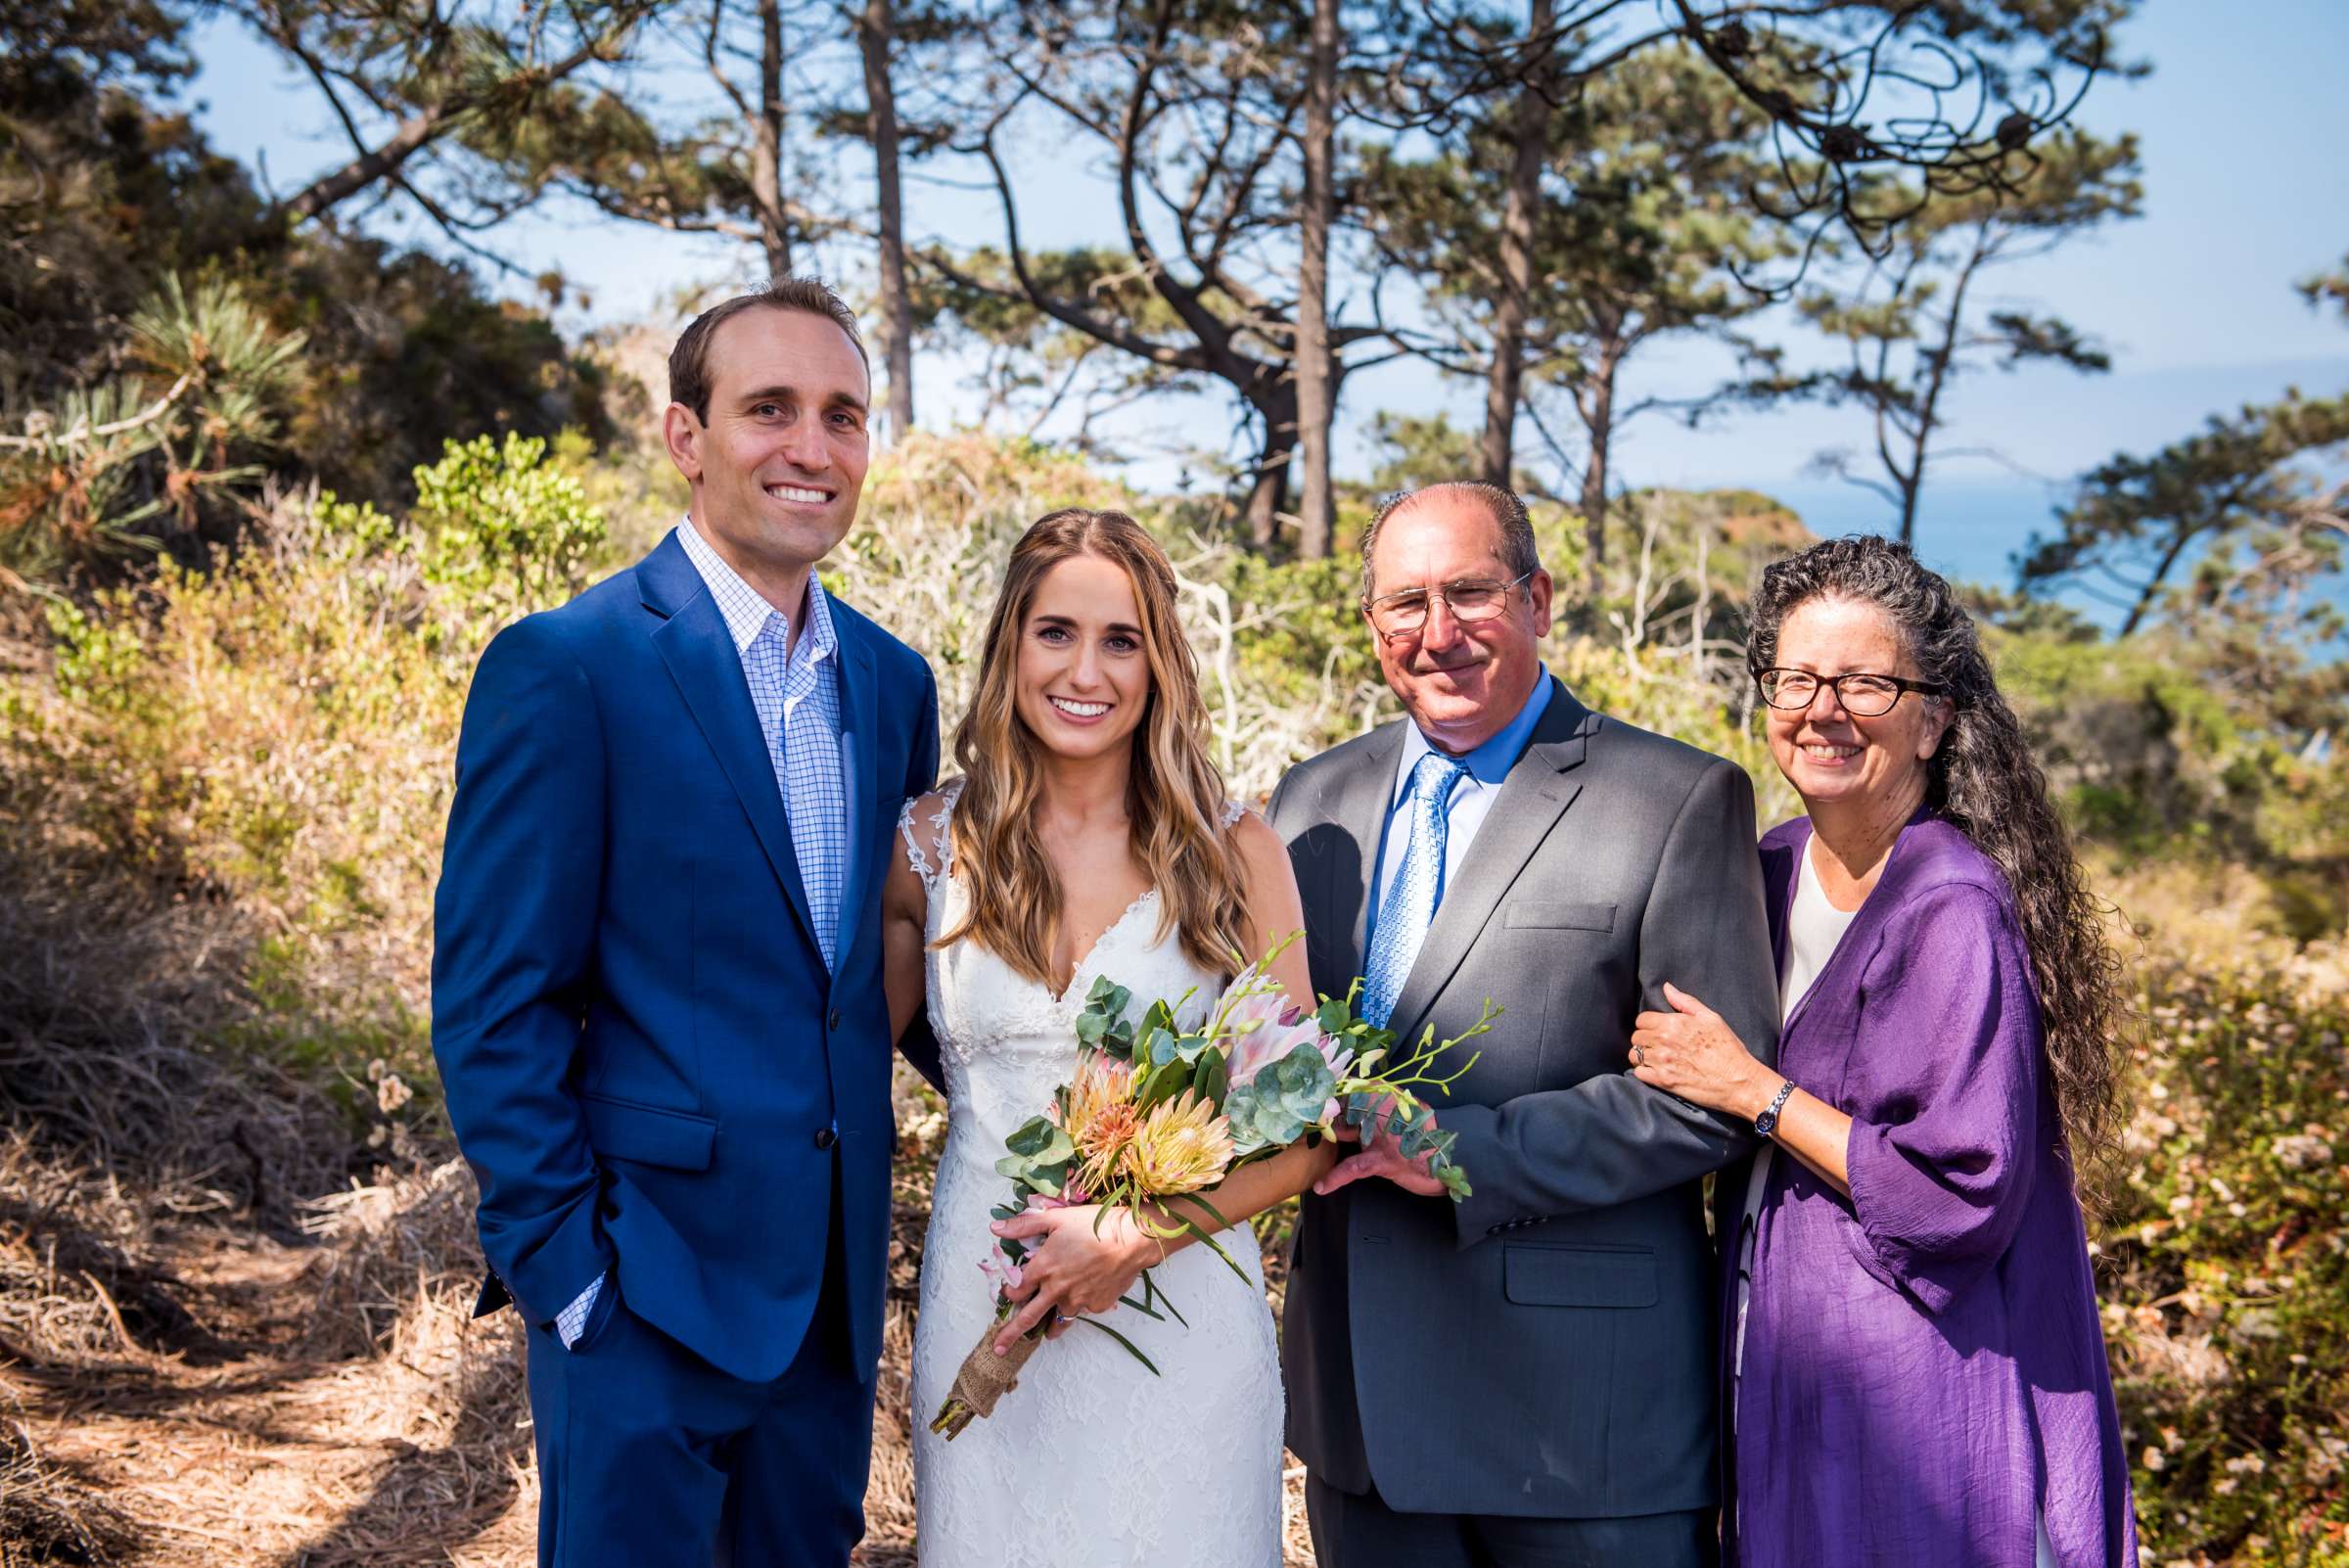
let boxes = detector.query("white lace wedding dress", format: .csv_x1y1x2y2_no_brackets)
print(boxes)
901,783,1283,1568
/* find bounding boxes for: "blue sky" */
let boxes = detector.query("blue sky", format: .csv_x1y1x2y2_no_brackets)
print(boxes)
183,0,2348,603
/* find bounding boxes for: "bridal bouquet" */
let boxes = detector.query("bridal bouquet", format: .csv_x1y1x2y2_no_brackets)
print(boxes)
929,938,1495,1439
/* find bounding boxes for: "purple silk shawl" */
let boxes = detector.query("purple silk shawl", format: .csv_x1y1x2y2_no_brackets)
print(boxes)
1719,812,2139,1568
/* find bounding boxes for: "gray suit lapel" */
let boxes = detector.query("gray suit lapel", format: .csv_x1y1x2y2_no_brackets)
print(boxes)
1323,724,1405,975
1385,681,1593,1043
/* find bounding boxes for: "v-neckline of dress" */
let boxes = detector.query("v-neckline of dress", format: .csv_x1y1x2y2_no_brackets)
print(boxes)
1047,885,1161,1004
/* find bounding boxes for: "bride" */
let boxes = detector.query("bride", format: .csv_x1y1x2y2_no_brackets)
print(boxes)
881,506,1332,1567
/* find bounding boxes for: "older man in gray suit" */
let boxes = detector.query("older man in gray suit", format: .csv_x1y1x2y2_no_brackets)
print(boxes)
1266,481,1779,1568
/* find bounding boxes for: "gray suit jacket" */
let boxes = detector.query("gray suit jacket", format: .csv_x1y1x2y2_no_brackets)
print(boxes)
1267,676,1778,1520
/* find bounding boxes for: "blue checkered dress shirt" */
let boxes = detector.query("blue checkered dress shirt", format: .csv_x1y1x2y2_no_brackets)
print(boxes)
556,518,849,1349
677,519,850,969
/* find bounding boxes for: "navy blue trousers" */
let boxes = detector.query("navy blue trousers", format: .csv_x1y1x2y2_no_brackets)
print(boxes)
524,1197,874,1568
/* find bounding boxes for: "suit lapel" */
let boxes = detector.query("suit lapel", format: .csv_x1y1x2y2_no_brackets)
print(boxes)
1322,723,1405,976
1385,680,1593,1043
638,534,822,956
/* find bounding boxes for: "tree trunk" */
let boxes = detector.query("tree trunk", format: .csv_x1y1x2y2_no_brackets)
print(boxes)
752,0,791,276
1244,383,1299,548
1292,0,1340,558
1243,460,1294,547
2120,524,2197,636
1579,346,1619,594
1479,0,1552,488
1895,225,1989,550
859,0,913,438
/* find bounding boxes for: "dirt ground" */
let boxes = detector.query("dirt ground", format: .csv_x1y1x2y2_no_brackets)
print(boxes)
1,1177,1314,1566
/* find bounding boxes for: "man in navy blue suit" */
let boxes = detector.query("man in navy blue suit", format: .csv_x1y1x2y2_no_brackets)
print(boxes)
432,279,939,1567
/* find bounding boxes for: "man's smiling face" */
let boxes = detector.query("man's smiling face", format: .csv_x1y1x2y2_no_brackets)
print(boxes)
666,304,872,580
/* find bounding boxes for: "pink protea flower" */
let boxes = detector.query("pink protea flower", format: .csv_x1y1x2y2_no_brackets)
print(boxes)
1221,985,1356,1088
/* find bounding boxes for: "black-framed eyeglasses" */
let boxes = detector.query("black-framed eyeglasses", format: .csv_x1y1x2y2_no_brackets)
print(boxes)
1753,668,1947,717
1361,571,1534,638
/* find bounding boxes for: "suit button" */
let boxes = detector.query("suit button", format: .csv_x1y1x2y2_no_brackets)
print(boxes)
814,1126,838,1151
828,1008,843,1032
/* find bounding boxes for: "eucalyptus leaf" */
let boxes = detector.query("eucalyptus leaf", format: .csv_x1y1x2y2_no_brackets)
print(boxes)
1003,1115,1068,1160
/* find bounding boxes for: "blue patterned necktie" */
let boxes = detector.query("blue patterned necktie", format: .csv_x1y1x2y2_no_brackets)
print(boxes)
744,611,846,970
1360,749,1471,1028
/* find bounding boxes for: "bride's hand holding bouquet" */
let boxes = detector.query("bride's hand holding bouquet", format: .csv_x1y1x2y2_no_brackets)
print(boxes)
929,933,1495,1438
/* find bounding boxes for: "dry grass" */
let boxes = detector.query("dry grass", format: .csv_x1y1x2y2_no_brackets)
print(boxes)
0,1109,1319,1567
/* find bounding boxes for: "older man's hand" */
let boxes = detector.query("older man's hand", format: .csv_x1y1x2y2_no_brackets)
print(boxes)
1313,1097,1447,1198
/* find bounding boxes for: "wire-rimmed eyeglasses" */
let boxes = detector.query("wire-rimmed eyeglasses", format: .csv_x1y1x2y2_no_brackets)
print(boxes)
1753,668,1948,717
1361,571,1534,639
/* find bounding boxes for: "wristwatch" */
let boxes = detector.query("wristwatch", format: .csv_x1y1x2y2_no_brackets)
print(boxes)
1753,1078,1796,1138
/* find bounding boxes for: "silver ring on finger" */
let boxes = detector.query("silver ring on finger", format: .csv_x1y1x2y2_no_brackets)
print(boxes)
1631,1043,1645,1067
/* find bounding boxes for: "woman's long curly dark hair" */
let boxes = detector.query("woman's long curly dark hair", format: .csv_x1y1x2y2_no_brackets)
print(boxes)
1747,535,2129,1198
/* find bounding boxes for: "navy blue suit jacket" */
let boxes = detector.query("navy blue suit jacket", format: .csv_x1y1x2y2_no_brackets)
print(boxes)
431,530,939,1384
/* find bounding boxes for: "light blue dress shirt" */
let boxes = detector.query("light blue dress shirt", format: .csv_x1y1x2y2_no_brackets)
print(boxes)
1364,676,1554,964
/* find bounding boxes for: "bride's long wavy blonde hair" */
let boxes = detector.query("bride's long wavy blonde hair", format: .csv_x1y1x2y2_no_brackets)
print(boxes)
938,507,1251,986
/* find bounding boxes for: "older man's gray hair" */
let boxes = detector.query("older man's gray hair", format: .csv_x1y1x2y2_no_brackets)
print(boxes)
1359,481,1543,599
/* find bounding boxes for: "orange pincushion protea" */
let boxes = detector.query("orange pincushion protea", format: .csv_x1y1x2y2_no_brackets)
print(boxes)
1120,1089,1235,1196
1061,1054,1139,1194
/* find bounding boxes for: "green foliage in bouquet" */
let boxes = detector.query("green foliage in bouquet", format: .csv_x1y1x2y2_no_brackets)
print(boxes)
983,947,1495,1308
932,943,1497,1436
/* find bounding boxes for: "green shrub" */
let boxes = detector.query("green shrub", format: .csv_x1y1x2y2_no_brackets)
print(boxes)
2101,948,2349,1566
2,434,611,1131
4,431,2344,1560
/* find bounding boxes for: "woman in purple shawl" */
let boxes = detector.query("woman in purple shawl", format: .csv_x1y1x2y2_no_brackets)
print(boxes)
1629,537,2138,1567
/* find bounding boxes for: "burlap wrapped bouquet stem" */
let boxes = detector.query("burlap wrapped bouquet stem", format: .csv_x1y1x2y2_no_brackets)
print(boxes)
929,1319,1045,1440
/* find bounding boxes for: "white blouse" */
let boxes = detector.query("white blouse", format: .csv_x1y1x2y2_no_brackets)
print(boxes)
1734,837,1860,1382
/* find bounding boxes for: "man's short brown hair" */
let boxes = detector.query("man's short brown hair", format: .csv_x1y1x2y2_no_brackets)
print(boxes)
668,278,869,423
1360,481,1541,598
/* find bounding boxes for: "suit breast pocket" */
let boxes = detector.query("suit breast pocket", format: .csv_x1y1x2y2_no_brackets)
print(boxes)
1503,900,1617,934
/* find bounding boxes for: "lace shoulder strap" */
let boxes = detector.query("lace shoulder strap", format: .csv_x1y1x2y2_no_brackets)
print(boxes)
898,779,963,895
1220,797,1248,829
